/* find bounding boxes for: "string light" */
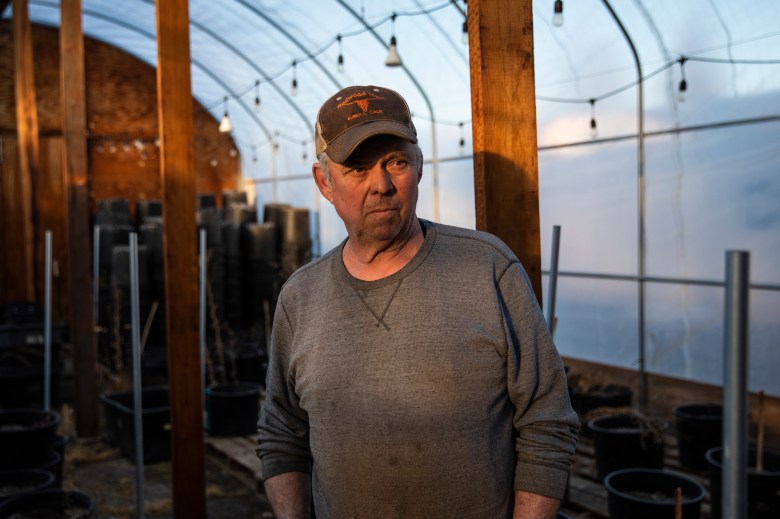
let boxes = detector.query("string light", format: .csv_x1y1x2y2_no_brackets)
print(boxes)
589,98,598,139
252,146,258,166
291,60,298,96
254,81,261,112
458,121,465,154
386,13,402,67
337,35,345,73
219,97,233,133
302,141,308,163
553,0,564,27
461,20,468,45
678,56,688,102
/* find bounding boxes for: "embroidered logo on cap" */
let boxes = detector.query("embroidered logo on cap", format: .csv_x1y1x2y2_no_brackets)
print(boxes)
338,90,385,122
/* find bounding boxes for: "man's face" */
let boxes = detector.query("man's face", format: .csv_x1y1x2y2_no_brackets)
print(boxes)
314,135,422,248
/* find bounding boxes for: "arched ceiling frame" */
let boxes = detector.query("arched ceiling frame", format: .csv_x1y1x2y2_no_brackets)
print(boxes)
28,0,275,142
139,0,328,142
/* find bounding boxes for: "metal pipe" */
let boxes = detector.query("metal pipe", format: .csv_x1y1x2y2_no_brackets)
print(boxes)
545,225,561,335
93,225,100,335
199,229,207,411
129,232,145,519
722,250,750,519
601,0,646,407
43,230,52,411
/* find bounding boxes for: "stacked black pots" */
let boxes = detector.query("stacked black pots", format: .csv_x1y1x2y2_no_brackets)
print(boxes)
198,206,225,327
111,244,152,367
138,218,167,380
0,409,62,489
0,489,94,518
96,224,132,369
673,403,722,472
243,222,278,330
706,445,780,519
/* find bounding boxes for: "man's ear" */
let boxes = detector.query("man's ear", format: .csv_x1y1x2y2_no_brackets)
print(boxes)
313,163,334,204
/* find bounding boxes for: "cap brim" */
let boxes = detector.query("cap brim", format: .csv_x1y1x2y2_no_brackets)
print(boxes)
325,120,418,164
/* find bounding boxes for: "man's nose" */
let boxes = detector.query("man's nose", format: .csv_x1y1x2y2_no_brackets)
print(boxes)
369,165,395,194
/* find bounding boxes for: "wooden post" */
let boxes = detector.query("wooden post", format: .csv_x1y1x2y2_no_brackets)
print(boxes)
467,0,543,304
10,0,38,301
155,1,206,517
60,0,98,437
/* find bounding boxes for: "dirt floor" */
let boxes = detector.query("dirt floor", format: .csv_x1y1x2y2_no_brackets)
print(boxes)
62,436,273,519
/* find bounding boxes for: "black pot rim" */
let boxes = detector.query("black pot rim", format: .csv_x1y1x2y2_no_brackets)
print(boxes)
588,414,657,435
0,409,61,431
207,382,262,397
672,403,723,420
705,445,780,475
0,489,94,515
604,467,706,504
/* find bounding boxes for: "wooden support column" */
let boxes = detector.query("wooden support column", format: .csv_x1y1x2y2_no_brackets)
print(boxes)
9,0,38,301
155,1,206,517
60,0,98,437
467,0,543,304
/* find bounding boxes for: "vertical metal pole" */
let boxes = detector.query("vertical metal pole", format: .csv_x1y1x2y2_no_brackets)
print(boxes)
199,229,207,408
93,225,100,334
722,250,749,519
601,0,646,407
545,225,561,335
129,233,145,519
43,230,52,411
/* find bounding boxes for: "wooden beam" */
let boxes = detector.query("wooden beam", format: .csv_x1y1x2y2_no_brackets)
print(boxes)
155,1,206,517
467,0,543,304
11,0,38,301
60,0,98,437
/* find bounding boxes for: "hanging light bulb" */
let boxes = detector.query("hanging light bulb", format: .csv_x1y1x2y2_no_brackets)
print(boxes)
458,122,466,154
589,99,598,139
461,20,468,45
386,13,402,67
337,35,345,73
302,141,308,163
251,146,258,166
219,96,233,133
254,81,261,112
291,61,298,96
677,56,688,102
553,0,564,27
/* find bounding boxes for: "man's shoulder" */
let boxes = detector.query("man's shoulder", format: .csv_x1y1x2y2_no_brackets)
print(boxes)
424,220,518,263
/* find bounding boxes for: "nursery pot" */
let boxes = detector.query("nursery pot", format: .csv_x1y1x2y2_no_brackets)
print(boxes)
99,387,171,463
706,445,780,519
589,414,664,481
604,468,705,519
0,489,94,518
206,382,262,437
673,404,722,471
0,469,55,504
0,409,60,470
573,383,632,418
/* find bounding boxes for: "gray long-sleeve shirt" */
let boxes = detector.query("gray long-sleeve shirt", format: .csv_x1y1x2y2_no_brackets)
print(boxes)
257,220,579,518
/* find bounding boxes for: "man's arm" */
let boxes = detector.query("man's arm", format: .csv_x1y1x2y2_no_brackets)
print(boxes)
263,471,311,519
513,490,560,519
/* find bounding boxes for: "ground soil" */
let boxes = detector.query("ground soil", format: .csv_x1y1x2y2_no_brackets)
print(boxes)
63,437,273,519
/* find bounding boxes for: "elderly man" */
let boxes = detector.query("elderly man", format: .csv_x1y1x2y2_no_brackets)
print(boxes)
256,85,578,518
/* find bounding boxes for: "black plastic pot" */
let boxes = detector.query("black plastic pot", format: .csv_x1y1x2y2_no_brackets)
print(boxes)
34,451,62,488
0,489,94,518
0,409,60,470
573,383,632,418
673,404,722,471
0,469,55,504
99,387,171,463
588,414,664,481
706,445,780,519
206,382,262,437
604,468,705,519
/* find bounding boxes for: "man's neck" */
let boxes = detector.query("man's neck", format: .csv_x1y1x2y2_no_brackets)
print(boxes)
342,218,424,281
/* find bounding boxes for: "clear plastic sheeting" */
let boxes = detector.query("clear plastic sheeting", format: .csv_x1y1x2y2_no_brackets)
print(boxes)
4,0,779,394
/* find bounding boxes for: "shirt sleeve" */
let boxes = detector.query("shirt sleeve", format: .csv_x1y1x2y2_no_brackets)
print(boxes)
256,297,313,479
498,260,580,500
